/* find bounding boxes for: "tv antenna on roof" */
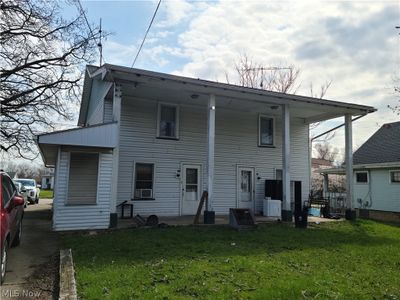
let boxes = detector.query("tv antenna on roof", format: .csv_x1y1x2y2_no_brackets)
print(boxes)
98,18,103,66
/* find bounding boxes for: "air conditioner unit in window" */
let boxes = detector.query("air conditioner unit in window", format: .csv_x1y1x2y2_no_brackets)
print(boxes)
136,189,153,199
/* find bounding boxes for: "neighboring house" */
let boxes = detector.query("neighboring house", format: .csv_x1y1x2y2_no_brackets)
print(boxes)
37,64,375,231
311,158,332,170
320,122,400,222
310,158,332,197
41,168,55,189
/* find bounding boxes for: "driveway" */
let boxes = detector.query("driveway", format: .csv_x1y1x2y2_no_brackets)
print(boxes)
0,199,59,299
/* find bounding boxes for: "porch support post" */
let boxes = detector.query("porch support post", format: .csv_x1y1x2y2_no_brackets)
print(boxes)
345,114,356,220
282,104,292,221
322,174,329,198
207,94,216,212
110,83,122,224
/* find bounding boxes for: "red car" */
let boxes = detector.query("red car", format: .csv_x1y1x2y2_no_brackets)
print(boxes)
1,172,24,284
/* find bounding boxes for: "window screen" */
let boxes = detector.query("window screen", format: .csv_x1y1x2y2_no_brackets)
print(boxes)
67,153,99,205
159,105,178,138
356,172,368,183
259,116,274,146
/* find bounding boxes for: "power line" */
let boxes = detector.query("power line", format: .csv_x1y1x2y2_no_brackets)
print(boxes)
131,0,162,67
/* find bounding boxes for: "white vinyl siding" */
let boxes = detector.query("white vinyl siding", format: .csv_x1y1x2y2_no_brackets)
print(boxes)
104,98,113,123
88,99,104,125
53,149,113,231
117,97,310,216
67,153,99,205
354,168,400,213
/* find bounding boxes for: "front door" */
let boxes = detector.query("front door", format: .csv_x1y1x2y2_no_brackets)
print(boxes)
181,164,201,215
237,167,255,210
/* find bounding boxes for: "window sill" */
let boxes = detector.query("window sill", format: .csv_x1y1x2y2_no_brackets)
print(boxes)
258,144,276,148
156,136,179,141
65,203,97,206
132,198,156,201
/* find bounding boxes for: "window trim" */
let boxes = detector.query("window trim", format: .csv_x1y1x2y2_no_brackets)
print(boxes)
389,170,400,184
275,168,283,180
355,171,369,184
258,114,275,147
66,151,100,206
156,102,180,140
132,161,156,201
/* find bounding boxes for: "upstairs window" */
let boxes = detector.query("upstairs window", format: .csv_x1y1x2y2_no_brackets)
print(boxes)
390,171,400,183
259,115,274,147
134,163,154,199
157,103,179,139
355,171,368,184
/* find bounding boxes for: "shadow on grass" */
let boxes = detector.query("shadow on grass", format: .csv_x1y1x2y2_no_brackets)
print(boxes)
63,220,400,268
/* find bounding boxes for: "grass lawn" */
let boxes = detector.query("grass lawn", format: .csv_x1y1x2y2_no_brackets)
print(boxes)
40,189,53,198
63,220,400,299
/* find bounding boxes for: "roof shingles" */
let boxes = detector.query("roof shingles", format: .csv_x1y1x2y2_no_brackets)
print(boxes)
353,121,400,165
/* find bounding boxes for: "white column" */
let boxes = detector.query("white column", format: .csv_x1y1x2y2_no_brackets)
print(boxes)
345,114,355,219
207,94,216,211
323,174,329,198
282,104,291,221
110,83,122,215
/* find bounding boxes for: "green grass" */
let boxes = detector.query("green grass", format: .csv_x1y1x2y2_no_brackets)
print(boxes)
63,220,400,299
40,189,53,198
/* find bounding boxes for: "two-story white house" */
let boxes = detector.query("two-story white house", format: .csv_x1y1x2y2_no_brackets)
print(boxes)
37,64,376,231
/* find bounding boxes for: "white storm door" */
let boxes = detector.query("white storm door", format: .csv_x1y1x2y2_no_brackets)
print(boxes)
182,164,201,215
237,167,255,210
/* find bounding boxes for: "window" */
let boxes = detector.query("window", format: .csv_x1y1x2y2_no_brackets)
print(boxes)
134,163,154,199
2,175,16,207
157,104,179,139
67,153,99,205
390,170,400,183
275,169,283,180
259,115,274,146
355,171,368,183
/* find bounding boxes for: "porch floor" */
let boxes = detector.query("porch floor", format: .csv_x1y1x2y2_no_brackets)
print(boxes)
117,214,342,229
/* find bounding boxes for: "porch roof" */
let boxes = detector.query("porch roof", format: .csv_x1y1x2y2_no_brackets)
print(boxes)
37,122,118,167
79,64,376,126
317,161,400,175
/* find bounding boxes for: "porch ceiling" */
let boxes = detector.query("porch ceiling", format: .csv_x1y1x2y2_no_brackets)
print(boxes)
121,82,366,123
99,64,376,123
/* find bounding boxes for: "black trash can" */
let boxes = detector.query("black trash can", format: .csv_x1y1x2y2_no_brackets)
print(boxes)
204,210,215,224
294,206,308,228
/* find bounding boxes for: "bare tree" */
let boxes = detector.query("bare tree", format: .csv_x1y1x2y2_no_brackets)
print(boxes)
314,142,340,163
226,54,301,93
0,0,101,159
227,54,334,142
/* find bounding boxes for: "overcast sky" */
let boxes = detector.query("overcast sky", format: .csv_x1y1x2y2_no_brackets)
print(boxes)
72,0,399,155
